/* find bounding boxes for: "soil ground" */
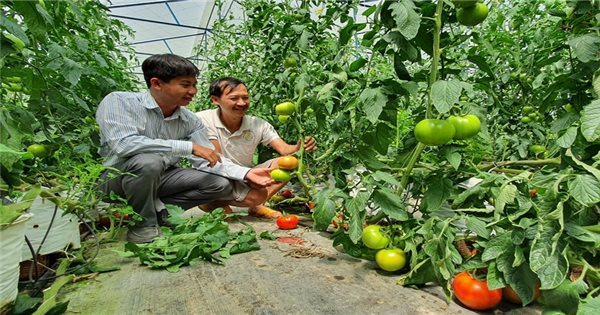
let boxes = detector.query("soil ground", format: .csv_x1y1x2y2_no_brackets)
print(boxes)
60,210,542,315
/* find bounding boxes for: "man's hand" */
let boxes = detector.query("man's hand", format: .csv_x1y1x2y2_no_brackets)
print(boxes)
192,143,221,167
297,136,317,152
245,168,275,187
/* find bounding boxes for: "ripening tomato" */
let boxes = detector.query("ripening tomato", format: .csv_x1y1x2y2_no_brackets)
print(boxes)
281,189,293,198
456,3,489,26
278,156,298,170
276,214,299,230
503,284,541,305
414,119,455,146
375,248,406,272
271,169,292,182
447,114,481,140
452,272,502,311
275,102,296,115
361,225,390,250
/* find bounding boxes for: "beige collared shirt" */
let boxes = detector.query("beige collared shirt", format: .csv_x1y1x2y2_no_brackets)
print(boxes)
196,108,280,167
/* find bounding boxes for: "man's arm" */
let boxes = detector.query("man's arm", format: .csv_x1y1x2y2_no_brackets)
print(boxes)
269,137,317,156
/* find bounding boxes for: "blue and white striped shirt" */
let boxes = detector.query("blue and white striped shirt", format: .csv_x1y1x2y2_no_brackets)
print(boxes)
96,91,250,181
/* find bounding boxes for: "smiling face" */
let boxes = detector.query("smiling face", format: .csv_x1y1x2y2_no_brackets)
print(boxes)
211,83,250,119
150,75,198,115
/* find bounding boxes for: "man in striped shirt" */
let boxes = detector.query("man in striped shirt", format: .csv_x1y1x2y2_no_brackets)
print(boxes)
96,54,274,243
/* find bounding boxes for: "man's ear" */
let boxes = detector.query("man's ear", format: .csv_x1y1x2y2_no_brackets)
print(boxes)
149,77,162,89
210,95,221,105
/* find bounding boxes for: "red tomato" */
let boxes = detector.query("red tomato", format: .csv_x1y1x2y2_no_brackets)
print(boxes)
452,272,502,311
307,202,315,209
276,215,299,230
281,189,293,198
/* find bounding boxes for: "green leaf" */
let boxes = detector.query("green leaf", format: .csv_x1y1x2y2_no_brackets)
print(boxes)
422,176,452,212
467,55,494,78
349,57,367,72
347,191,370,243
568,174,600,207
464,216,490,239
556,126,578,148
372,187,408,221
372,171,401,186
481,233,512,262
445,150,461,170
495,184,517,216
359,87,388,124
565,148,600,182
569,34,600,63
580,99,600,142
578,296,600,315
389,1,421,40
393,52,411,80
431,80,462,114
541,278,587,314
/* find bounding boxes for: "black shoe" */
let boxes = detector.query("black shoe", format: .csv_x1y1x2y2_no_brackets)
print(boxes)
157,209,176,229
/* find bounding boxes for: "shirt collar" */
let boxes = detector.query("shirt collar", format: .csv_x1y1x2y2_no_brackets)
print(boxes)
143,91,187,121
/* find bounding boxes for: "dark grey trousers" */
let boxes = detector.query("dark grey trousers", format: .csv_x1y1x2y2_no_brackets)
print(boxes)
99,154,233,227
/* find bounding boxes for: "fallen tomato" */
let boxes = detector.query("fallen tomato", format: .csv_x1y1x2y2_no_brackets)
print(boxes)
276,215,299,230
375,248,406,272
452,272,502,311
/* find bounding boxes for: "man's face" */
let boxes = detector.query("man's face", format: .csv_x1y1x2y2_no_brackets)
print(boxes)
153,75,198,107
212,84,250,118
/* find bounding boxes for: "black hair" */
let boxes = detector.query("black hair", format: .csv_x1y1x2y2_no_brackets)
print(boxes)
141,54,199,88
209,77,247,97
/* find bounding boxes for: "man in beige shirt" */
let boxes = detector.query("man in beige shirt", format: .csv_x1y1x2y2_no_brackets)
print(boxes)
196,77,317,218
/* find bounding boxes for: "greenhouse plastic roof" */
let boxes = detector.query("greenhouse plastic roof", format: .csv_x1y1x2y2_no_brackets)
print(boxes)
102,0,379,81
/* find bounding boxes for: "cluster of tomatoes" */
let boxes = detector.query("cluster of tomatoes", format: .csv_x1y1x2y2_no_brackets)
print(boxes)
270,155,298,182
361,225,407,272
414,114,481,146
275,101,296,124
454,0,489,27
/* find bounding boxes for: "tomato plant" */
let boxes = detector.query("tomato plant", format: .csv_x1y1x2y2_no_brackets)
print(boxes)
270,169,292,182
452,0,478,8
276,214,299,230
275,102,296,116
414,119,455,146
456,3,489,26
452,272,502,311
361,225,390,250
447,114,481,140
375,248,406,272
278,156,298,170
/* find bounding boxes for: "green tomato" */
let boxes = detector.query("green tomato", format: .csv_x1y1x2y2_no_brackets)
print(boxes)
519,73,527,80
375,248,407,272
528,112,539,119
528,145,546,154
270,169,292,182
278,115,290,124
520,116,532,123
452,0,479,8
456,3,489,26
275,102,296,115
361,225,390,250
27,144,47,158
283,57,298,69
5,83,23,92
447,114,481,140
414,119,455,146
523,106,535,114
304,107,314,115
565,104,573,112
